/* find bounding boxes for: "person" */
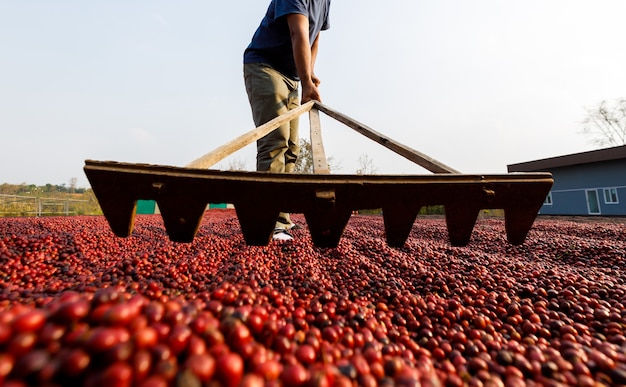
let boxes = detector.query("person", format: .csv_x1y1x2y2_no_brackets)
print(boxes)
244,0,331,241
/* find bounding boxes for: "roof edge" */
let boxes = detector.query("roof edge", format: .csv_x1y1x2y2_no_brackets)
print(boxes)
508,145,626,172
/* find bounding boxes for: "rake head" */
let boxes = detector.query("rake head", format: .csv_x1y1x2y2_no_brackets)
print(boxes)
84,160,552,248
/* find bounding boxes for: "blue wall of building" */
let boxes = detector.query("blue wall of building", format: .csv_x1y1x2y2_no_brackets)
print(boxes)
540,159,626,215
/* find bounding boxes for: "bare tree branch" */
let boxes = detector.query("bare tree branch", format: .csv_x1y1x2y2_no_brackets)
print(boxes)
356,154,378,175
581,98,626,147
226,158,247,171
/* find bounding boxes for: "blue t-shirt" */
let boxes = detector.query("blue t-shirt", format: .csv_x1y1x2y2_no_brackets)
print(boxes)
244,0,331,80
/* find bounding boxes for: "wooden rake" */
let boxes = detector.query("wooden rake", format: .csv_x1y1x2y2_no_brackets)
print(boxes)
84,101,553,247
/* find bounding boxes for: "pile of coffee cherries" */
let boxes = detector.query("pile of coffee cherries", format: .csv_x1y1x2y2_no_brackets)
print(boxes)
0,211,624,386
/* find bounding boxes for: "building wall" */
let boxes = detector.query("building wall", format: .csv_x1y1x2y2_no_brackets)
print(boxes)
136,200,157,215
540,159,626,215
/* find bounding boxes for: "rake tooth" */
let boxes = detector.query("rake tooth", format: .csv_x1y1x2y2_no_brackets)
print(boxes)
382,202,421,248
304,207,352,248
503,183,551,246
234,200,280,246
444,204,480,247
91,185,138,238
504,206,541,246
157,198,207,243
104,200,137,237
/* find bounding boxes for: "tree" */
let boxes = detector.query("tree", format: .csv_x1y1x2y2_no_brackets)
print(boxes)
69,177,77,194
581,99,626,148
226,157,247,171
294,138,339,174
356,154,378,175
294,138,314,173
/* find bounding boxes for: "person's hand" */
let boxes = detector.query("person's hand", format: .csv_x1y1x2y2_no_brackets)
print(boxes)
312,74,321,87
301,79,321,104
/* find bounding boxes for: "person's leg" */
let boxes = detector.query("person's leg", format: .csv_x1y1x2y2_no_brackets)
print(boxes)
283,86,301,174
277,84,301,230
244,63,300,232
244,63,300,173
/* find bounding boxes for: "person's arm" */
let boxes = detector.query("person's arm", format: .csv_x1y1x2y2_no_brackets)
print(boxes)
310,33,321,87
287,13,321,103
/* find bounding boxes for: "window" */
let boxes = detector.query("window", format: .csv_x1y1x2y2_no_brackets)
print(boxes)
604,188,619,204
543,192,553,205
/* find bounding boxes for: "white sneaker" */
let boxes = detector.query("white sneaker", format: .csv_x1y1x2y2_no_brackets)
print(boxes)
272,228,293,241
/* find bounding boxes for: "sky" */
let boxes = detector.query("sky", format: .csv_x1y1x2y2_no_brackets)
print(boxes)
1,1,626,188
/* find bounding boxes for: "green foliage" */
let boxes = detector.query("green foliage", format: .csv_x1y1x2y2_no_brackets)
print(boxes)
0,183,86,196
72,190,103,216
0,183,101,217
294,138,314,174
419,205,445,215
294,138,339,174
357,209,383,215
354,206,446,216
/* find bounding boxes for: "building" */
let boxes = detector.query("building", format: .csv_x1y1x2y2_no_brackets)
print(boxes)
507,145,626,216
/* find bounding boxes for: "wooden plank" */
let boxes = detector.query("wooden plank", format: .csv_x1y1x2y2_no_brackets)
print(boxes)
187,101,315,169
308,108,330,174
314,102,460,174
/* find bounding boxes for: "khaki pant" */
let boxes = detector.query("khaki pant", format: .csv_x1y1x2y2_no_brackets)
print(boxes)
244,63,300,229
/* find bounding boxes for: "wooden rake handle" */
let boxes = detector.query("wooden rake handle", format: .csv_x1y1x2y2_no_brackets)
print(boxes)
186,101,316,169
308,107,330,174
187,100,459,174
313,102,460,174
